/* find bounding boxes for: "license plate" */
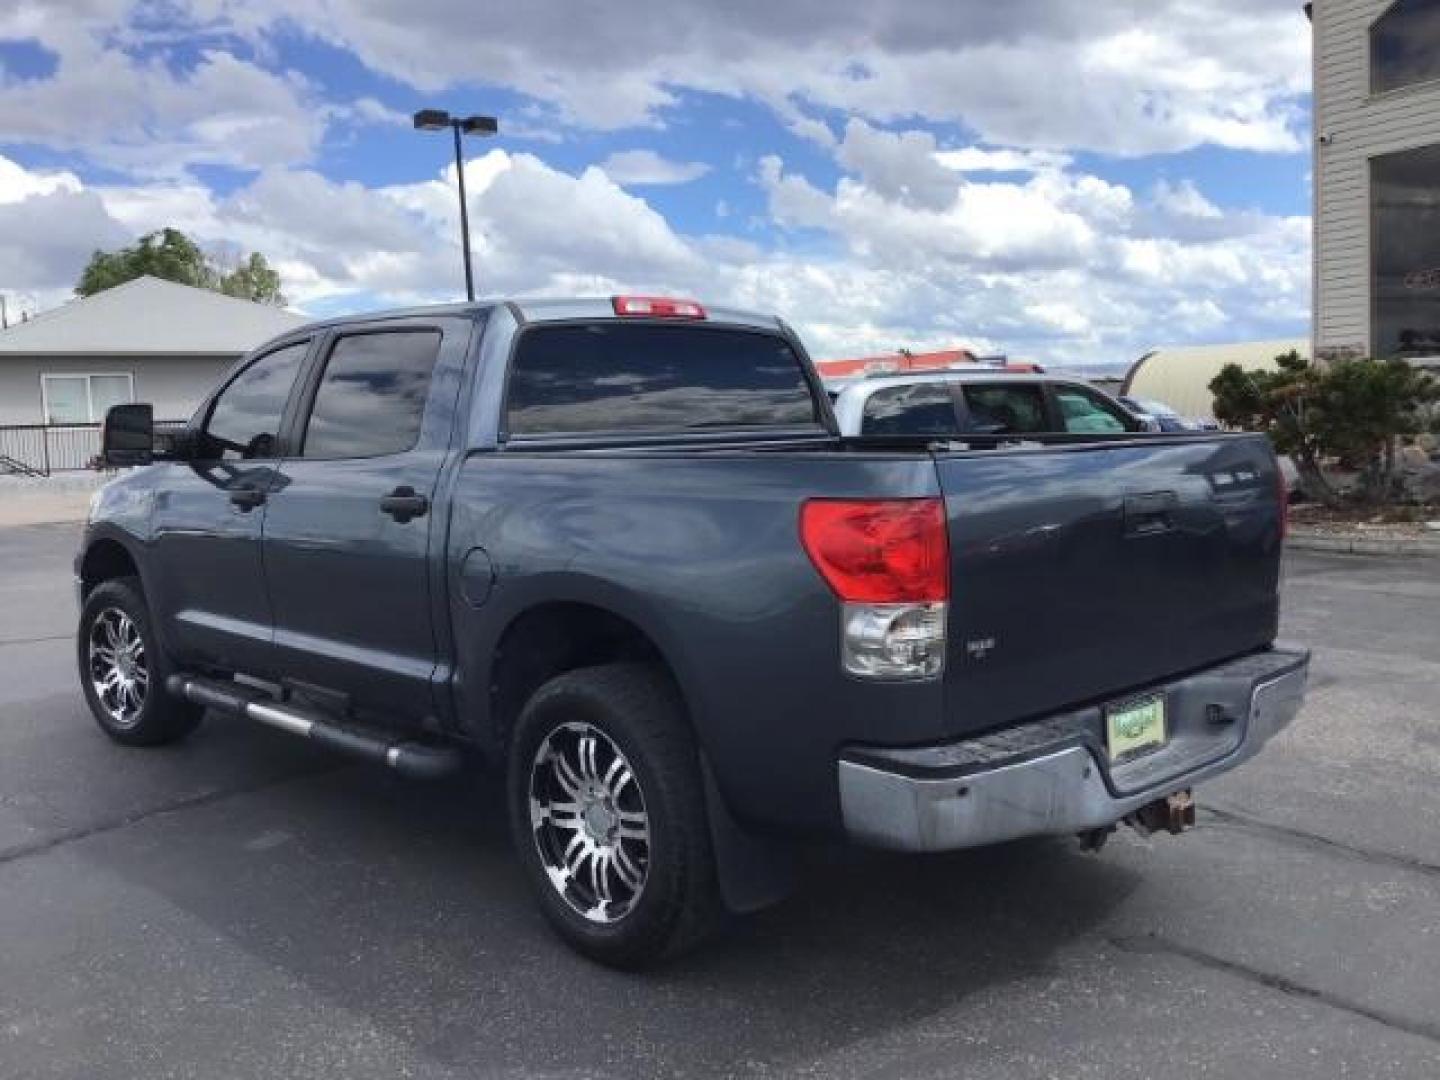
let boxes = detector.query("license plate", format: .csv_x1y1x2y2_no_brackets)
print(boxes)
1106,694,1167,761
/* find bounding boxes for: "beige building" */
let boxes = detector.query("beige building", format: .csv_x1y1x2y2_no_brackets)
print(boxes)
1122,339,1309,419
0,275,305,426
1311,0,1440,362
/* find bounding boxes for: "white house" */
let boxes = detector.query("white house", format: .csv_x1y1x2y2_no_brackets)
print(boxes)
1311,0,1440,363
0,275,307,426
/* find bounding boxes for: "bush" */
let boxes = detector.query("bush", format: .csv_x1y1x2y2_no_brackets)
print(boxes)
1209,352,1438,506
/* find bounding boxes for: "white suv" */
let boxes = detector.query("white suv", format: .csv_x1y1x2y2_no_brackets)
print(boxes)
829,371,1149,438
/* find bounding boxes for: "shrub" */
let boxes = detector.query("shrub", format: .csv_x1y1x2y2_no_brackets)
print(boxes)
1210,352,1438,506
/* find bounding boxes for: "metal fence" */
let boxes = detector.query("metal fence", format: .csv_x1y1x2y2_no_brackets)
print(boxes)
0,421,188,477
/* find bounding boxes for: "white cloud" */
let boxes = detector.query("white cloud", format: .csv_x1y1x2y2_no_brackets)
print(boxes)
0,119,1309,369
752,132,1307,359
598,150,710,186
0,13,324,175
0,155,129,312
834,120,958,212
936,147,1073,174
214,0,1310,157
0,0,1315,364
757,155,835,230
1153,178,1224,220
0,157,81,202
2,1,1309,166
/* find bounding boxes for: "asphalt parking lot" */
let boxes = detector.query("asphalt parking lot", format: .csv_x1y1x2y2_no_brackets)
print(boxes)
1,520,1437,1079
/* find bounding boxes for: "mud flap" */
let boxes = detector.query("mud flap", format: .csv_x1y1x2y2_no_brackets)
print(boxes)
700,754,797,914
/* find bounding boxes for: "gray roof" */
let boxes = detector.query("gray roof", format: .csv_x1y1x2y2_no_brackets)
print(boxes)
0,275,307,356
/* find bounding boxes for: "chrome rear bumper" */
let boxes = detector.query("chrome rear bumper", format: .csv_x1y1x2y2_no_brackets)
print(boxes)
838,646,1308,853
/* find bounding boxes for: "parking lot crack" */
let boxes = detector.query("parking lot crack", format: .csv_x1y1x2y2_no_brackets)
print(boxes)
0,765,338,868
1108,933,1440,1046
0,633,73,648
1202,804,1440,880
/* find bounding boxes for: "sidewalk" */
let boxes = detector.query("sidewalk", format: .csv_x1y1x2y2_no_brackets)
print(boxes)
1287,526,1440,557
0,474,107,528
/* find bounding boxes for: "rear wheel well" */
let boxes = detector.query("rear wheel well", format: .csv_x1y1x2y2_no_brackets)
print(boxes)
490,603,675,752
80,539,139,598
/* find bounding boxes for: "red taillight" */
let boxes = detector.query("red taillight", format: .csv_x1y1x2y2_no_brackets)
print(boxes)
800,498,949,603
611,295,707,319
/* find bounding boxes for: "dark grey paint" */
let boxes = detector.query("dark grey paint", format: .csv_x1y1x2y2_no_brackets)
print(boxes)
79,300,1286,837
261,317,474,716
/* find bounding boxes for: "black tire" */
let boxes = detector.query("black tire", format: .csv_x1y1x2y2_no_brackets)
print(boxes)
507,662,720,968
78,576,202,747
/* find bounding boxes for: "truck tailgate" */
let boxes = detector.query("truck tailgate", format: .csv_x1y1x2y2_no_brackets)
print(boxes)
934,434,1283,737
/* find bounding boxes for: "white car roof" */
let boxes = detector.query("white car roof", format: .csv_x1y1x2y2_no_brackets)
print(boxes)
828,370,1125,436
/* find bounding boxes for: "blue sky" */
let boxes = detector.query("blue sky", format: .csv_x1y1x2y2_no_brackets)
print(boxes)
0,0,1313,365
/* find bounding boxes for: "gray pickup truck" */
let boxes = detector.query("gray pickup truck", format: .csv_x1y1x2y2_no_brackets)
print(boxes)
76,296,1308,966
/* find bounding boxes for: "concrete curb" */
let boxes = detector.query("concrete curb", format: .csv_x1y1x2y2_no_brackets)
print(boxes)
1287,527,1440,557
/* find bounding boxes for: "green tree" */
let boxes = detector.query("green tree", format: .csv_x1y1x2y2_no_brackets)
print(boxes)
215,252,285,305
1210,351,1438,506
75,229,286,305
76,228,210,296
1312,356,1438,501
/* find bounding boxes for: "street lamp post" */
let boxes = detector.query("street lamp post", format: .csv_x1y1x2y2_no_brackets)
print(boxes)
413,109,499,302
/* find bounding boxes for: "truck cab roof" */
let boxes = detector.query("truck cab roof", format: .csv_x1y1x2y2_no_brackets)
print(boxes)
277,296,786,335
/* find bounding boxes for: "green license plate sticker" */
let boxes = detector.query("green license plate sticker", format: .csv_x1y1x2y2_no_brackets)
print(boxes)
1106,695,1167,761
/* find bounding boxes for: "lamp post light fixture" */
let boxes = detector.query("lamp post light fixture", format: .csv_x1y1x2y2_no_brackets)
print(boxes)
413,109,499,301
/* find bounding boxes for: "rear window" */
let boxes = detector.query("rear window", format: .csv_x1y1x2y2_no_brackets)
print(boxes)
505,323,820,436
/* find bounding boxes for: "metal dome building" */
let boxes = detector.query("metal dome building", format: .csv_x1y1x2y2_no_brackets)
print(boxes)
1120,338,1309,420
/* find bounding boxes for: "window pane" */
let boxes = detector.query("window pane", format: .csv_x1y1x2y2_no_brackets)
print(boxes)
302,331,442,458
962,385,1049,434
861,383,960,436
1055,387,1127,434
43,376,89,424
1373,142,1440,359
506,324,819,435
90,375,133,418
1371,0,1440,95
203,341,308,460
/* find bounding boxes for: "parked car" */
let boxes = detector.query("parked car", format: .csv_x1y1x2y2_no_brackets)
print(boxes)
77,296,1307,967
1119,395,1218,432
831,370,1150,437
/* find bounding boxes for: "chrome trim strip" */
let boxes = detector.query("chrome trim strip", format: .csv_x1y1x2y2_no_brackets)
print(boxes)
839,657,1308,853
245,700,314,738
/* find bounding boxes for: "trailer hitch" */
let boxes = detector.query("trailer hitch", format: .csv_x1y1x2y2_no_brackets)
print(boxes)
1125,789,1196,836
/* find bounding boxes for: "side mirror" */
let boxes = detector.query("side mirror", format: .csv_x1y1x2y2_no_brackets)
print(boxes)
102,403,155,467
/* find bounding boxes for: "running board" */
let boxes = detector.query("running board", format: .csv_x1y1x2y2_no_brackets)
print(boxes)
166,674,464,780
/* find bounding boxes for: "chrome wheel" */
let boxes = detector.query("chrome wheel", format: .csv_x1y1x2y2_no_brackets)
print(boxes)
87,607,148,728
529,722,650,924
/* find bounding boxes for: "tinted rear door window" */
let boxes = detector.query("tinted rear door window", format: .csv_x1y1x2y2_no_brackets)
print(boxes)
506,324,819,435
962,384,1049,434
301,331,442,458
861,384,961,436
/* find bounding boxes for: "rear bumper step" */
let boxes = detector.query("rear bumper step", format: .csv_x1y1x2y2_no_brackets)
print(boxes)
166,674,463,780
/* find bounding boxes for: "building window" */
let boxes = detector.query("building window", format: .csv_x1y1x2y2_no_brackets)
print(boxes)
1371,0,1440,95
1372,142,1440,359
40,373,134,424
